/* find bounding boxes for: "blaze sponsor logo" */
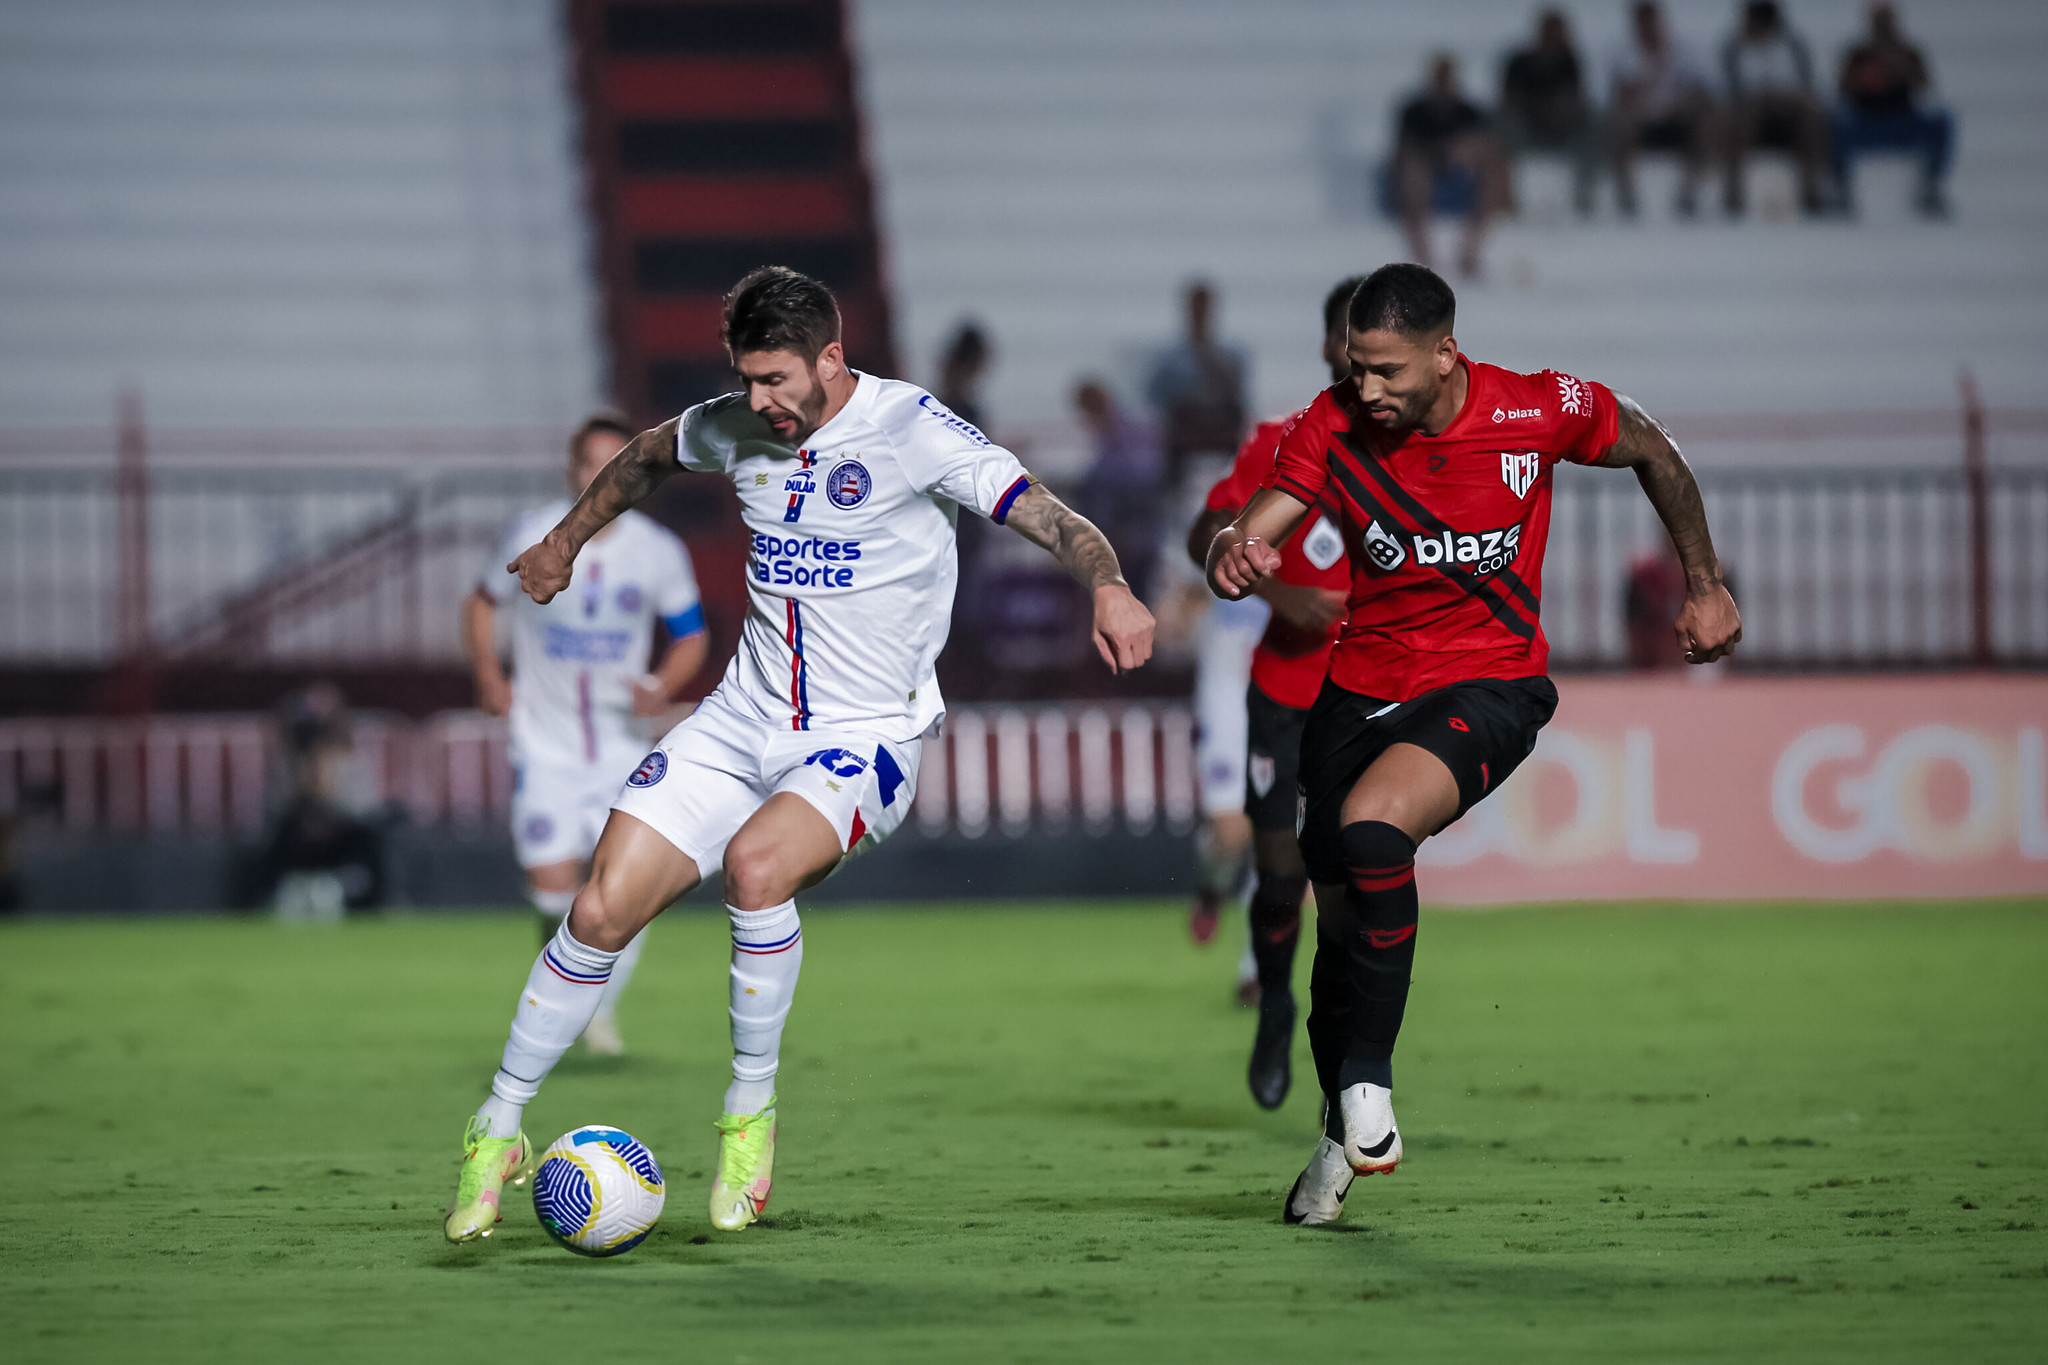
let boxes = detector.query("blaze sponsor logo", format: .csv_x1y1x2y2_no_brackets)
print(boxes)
916,394,993,447
1555,373,1588,416
804,747,869,778
1492,406,1541,423
1362,518,1407,571
1501,450,1541,499
751,533,862,588
826,458,871,509
1409,523,1524,576
626,751,667,788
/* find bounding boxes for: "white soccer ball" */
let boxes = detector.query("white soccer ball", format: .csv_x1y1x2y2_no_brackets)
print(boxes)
531,1125,666,1256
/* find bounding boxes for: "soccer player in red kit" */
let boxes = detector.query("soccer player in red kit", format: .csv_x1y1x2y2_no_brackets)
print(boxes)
1187,276,1360,1111
1207,264,1740,1226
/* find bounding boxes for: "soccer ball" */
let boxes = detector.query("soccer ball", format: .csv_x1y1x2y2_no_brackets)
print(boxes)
531,1125,666,1256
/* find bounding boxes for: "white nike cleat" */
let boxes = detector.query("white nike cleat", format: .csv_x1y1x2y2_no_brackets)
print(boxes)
1283,1136,1355,1225
1340,1082,1402,1175
581,1013,624,1057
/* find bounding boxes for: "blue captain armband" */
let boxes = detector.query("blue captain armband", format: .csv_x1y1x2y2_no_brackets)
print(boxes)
662,604,706,639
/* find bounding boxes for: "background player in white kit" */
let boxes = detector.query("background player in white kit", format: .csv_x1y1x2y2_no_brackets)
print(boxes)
445,268,1155,1242
461,414,708,1055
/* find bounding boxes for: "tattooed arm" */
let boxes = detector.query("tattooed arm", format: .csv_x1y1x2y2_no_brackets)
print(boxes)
509,418,681,605
1596,396,1742,663
1002,480,1156,674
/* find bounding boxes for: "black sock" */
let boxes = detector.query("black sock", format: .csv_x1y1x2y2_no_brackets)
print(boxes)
1306,922,1350,1144
1248,871,1306,1007
1334,820,1419,1094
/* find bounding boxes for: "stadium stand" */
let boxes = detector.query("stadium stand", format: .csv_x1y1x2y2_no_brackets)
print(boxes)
853,0,2048,459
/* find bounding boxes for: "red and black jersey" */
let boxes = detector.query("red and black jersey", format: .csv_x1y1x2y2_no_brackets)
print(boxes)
1207,418,1349,709
1262,356,1619,700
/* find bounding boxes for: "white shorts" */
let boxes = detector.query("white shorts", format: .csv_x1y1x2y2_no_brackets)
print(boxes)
610,687,924,877
510,760,624,869
1194,594,1270,817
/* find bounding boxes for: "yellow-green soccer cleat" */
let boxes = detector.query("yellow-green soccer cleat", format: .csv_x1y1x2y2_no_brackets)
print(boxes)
444,1117,538,1243
708,1100,777,1231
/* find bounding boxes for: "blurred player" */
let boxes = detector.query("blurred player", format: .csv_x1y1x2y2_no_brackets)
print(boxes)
1185,276,1361,1109
461,414,708,1055
445,267,1155,1243
1207,264,1740,1225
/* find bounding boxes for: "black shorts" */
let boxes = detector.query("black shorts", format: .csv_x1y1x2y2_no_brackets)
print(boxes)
1244,680,1310,833
1297,675,1559,885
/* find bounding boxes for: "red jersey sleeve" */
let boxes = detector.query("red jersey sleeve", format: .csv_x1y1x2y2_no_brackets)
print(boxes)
1542,370,1621,465
1206,419,1288,512
1260,395,1333,506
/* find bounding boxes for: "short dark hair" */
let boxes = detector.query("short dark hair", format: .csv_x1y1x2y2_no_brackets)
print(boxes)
721,266,841,359
1347,263,1457,338
1323,276,1368,336
569,411,636,462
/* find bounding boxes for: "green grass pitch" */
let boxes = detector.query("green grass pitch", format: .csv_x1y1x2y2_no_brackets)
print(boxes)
3,899,2044,1363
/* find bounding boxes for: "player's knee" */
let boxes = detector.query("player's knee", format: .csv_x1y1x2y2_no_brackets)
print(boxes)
566,883,635,953
721,837,789,913
1340,820,1416,880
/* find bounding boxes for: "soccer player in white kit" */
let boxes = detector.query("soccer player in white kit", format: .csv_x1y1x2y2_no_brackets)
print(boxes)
445,268,1156,1242
461,415,709,1056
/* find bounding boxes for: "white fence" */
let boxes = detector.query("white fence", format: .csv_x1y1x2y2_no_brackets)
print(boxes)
0,704,1199,840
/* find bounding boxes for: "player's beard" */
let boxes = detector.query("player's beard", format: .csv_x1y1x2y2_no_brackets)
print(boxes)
760,368,831,446
1360,379,1437,435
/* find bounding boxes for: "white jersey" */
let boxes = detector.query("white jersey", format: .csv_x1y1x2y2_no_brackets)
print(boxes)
482,501,703,772
677,372,1031,740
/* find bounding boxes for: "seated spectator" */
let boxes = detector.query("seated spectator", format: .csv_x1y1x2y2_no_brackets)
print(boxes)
1833,2,1952,217
1074,379,1166,596
1609,1,1720,218
936,320,992,433
1391,53,1509,276
1498,9,1601,217
1721,0,1832,216
1144,281,1249,486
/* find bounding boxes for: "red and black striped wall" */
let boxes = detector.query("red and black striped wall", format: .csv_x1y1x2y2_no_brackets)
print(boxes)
571,0,897,423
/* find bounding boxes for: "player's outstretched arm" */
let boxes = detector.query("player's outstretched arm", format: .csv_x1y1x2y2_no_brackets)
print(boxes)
1205,488,1310,601
1597,396,1743,664
1002,481,1156,674
509,417,682,605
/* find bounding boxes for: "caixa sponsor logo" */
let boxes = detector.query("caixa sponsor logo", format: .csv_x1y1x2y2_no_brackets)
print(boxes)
1362,520,1523,575
751,533,862,588
1772,724,2048,862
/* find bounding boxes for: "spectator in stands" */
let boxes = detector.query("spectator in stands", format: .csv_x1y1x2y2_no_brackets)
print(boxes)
1145,281,1249,484
1721,0,1832,217
1832,2,1952,218
936,320,993,433
1074,378,1166,597
1498,9,1601,218
1390,53,1509,276
1609,1,1720,218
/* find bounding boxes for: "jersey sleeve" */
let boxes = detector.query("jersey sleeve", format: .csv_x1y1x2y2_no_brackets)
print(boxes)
1260,401,1332,506
1543,371,1622,466
675,395,748,474
895,393,1033,524
653,530,705,638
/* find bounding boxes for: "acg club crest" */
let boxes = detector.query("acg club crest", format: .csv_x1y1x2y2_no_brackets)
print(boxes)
626,751,668,788
826,459,871,509
1500,451,1540,499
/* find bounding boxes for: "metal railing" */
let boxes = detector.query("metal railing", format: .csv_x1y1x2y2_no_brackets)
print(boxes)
2,413,2044,672
0,704,1197,840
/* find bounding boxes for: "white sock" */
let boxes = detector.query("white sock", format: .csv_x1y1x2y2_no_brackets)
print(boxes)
529,888,576,918
724,900,802,1115
478,919,621,1137
591,926,646,1027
